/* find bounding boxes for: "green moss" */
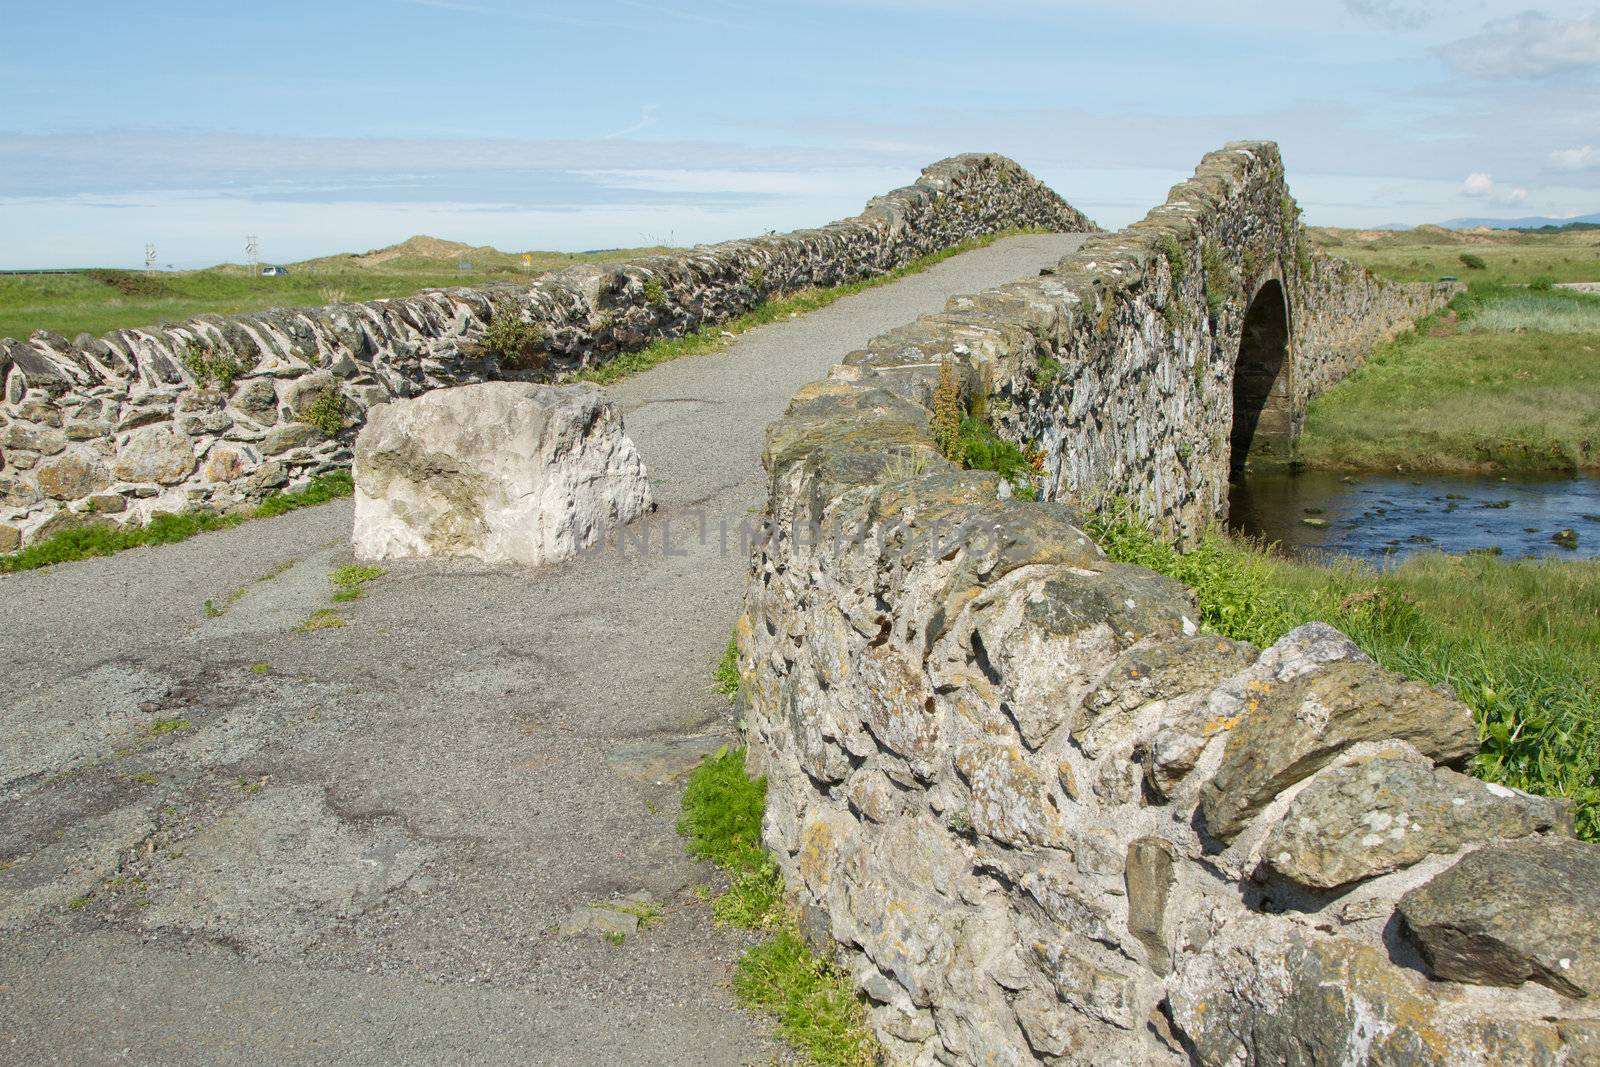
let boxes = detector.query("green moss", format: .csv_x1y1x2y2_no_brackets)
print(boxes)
330,564,383,589
254,470,355,517
296,608,347,633
734,930,875,1067
146,718,190,737
679,746,767,871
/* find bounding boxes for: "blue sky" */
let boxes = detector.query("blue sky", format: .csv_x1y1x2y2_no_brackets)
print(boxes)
2,0,1598,267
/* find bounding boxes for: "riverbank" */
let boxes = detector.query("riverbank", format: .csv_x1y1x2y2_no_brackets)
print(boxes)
1089,511,1600,841
1295,283,1600,473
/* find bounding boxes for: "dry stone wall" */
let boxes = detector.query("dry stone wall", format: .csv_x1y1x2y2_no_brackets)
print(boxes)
0,155,1093,551
739,142,1598,1065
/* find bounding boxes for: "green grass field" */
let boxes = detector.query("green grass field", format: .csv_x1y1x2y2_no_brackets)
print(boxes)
1310,224,1600,285
1297,284,1600,472
0,237,669,341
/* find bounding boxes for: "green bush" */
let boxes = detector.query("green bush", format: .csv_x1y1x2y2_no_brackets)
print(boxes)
480,301,543,368
956,416,1036,499
1459,252,1487,271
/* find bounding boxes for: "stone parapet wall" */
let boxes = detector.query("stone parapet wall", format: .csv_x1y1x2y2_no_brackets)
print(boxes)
0,155,1094,551
739,142,1595,1064
830,142,1453,545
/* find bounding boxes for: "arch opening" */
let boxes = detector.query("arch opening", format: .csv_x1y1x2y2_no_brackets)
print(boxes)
1229,279,1291,475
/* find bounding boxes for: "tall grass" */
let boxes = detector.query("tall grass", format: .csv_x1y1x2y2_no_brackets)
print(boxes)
1458,283,1600,333
1088,510,1600,839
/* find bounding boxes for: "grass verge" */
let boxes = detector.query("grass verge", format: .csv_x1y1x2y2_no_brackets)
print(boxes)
1297,284,1600,472
569,228,1050,386
1086,508,1600,840
679,746,875,1066
0,470,354,574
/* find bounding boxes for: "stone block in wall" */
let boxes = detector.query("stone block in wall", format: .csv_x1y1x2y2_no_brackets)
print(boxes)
112,424,196,485
1198,659,1479,841
1262,753,1573,891
1398,837,1600,998
351,381,651,566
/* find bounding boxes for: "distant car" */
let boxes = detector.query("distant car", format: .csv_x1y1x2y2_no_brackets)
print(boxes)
260,265,289,277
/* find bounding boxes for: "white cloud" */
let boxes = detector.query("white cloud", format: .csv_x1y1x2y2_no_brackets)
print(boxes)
1460,171,1530,205
1551,144,1599,170
1444,11,1600,80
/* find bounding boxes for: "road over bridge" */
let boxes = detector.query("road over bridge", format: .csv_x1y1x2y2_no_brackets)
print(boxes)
0,233,1088,1067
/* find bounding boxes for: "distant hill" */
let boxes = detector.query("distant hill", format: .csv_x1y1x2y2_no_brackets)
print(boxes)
1441,212,1600,231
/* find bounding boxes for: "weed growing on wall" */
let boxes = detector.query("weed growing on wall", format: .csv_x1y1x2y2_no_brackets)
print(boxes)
303,390,348,437
932,361,963,459
1085,504,1600,840
679,747,875,1066
1161,234,1188,281
480,300,544,368
643,278,668,307
181,339,248,391
1202,244,1231,314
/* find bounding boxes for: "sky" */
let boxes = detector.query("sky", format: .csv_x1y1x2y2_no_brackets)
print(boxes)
2,0,1598,268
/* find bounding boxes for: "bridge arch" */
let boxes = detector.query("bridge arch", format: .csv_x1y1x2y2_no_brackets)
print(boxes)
1229,276,1293,474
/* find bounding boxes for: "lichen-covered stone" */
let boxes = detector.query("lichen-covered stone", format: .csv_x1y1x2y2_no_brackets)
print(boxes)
1199,660,1479,841
34,453,111,500
1398,837,1600,998
1167,924,1595,1066
1264,755,1573,890
352,382,651,567
113,424,195,485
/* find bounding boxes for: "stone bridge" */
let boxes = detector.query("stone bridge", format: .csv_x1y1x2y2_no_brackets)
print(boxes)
4,143,1590,1067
